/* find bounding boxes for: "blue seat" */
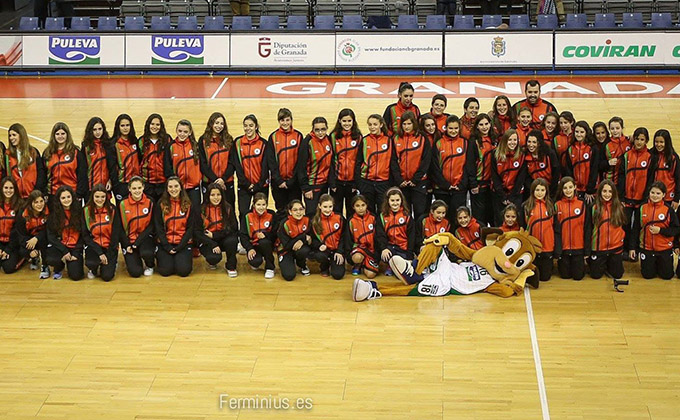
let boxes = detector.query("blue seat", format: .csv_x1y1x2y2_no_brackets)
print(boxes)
260,15,280,30
97,16,118,30
397,14,418,29
565,13,587,28
509,14,530,29
124,16,145,30
151,15,172,30
651,12,673,28
19,16,39,31
70,16,91,31
45,17,66,31
314,15,335,30
287,15,307,30
594,13,616,28
177,16,198,30
453,14,475,29
536,14,558,29
622,12,644,28
342,14,363,30
231,16,253,30
203,16,225,30
425,14,446,30
481,14,502,28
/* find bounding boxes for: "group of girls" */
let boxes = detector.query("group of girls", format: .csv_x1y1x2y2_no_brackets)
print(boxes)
1,80,679,282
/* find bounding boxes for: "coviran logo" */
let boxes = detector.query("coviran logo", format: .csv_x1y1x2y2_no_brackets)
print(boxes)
48,36,100,65
151,35,204,65
563,39,656,58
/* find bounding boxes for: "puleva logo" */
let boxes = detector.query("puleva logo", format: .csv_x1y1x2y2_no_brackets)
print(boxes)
151,35,204,65
48,36,100,65
338,38,360,62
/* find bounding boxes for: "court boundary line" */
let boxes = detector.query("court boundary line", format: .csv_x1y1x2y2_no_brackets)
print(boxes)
210,77,229,99
0,125,49,144
525,288,550,420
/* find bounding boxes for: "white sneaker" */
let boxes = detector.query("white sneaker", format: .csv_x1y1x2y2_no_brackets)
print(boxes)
264,269,275,279
237,243,246,255
87,270,95,279
208,264,217,270
144,267,154,276
39,265,51,279
352,278,382,302
53,271,62,280
227,270,238,278
300,266,311,276
30,258,39,270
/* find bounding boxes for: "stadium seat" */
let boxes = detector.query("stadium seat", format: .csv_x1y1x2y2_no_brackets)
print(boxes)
622,12,644,28
45,17,66,31
342,14,364,30
425,15,446,30
481,14,502,28
397,15,419,29
231,16,253,30
260,15,280,30
151,16,172,31
97,16,118,31
203,16,225,30
594,13,616,28
287,15,307,30
565,13,587,28
70,16,91,31
651,12,673,28
536,14,558,29
453,14,475,29
314,15,336,30
19,16,39,31
509,14,530,29
177,16,198,31
124,16,145,31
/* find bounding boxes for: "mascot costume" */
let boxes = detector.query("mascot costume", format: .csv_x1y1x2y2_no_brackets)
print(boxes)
352,229,542,301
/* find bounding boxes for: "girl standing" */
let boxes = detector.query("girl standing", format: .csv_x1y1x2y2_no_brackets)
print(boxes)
522,178,557,285
467,114,497,227
239,192,276,279
541,112,560,146
587,180,626,281
267,108,303,216
83,184,120,282
165,120,202,210
383,82,421,137
231,115,269,218
515,107,533,148
43,122,87,201
459,97,479,140
565,121,599,203
524,129,560,197
430,94,449,133
490,129,526,226
111,114,141,202
199,112,235,208
491,95,516,138
0,177,21,273
648,129,680,210
154,177,196,277
5,123,46,199
117,176,155,278
14,190,50,278
603,116,631,185
298,117,334,217
197,183,239,277
348,195,379,278
46,185,84,280
330,108,362,217
554,111,575,167
80,117,115,198
310,194,347,279
277,199,312,281
139,113,171,202
554,177,590,281
431,115,469,225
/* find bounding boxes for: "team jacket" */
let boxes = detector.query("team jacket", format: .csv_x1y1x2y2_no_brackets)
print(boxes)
391,132,430,187
231,134,269,191
431,134,469,191
493,114,513,137
5,146,47,199
197,202,238,249
331,130,361,183
454,217,483,250
349,211,377,258
239,209,275,250
490,152,526,199
377,208,414,253
0,202,17,243
512,98,557,129
47,208,82,252
589,201,625,253
617,147,651,204
12,207,48,249
460,115,475,140
267,127,303,186
153,199,194,251
114,137,141,184
541,128,558,145
553,131,572,168
83,206,119,255
139,136,168,185
603,136,631,184
117,193,153,248
565,141,599,194
524,149,560,193
523,199,557,254
467,136,496,189
312,212,347,254
79,140,116,194
554,196,591,255
432,112,448,133
648,151,680,203
415,214,450,250
165,137,201,190
515,124,532,148
630,200,679,252
199,136,234,185
43,148,87,198
298,133,334,190
356,133,397,183
277,215,311,254
383,100,421,137
501,222,520,233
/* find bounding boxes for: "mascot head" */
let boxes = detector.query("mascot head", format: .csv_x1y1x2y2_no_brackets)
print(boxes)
470,229,542,283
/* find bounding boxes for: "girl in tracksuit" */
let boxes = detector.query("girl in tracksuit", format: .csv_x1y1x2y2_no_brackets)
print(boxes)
648,129,680,211
630,181,679,280
111,114,142,202
43,122,87,202
199,112,236,208
523,178,558,286
298,117,334,217
240,192,276,278
524,129,560,198
378,187,414,276
490,128,526,226
117,176,155,278
277,199,312,281
5,123,46,199
565,121,600,204
459,97,479,140
554,176,591,281
587,180,626,281
415,200,450,253
540,112,560,147
491,95,516,138
231,114,269,218
14,190,49,278
198,182,239,277
515,107,533,148
79,117,116,199
383,81,421,137
454,206,483,251
603,116,631,185
83,184,120,282
430,94,449,133
310,194,348,280
0,177,21,274
330,108,362,218
267,107,303,219
592,121,611,181
139,113,171,202
46,185,84,280
554,111,575,168
348,195,379,279
165,119,202,210
154,176,196,277
467,113,497,227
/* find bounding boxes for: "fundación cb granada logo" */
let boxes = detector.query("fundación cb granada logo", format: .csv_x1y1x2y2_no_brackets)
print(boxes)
151,35,205,65
491,36,506,58
338,38,360,62
49,35,100,65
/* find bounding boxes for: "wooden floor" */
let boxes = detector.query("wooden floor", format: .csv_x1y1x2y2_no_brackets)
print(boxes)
1,75,680,419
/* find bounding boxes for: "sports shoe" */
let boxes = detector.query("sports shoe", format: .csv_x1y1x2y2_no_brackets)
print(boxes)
352,279,382,302
300,266,311,276
87,270,95,279
227,270,238,278
208,264,217,270
352,266,361,276
29,258,39,271
39,265,50,279
144,267,154,276
53,271,63,280
384,268,394,277
264,269,275,279
320,270,330,277
237,243,247,255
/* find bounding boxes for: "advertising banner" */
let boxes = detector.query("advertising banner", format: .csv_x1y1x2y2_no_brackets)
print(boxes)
22,34,124,66
0,35,22,67
445,32,552,67
125,34,229,67
555,32,663,67
336,33,442,67
230,33,335,68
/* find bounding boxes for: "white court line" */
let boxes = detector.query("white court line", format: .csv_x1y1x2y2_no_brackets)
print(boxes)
525,288,550,420
210,77,229,100
0,125,49,144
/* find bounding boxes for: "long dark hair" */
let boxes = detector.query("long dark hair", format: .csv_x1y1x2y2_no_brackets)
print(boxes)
331,108,362,141
419,113,442,143
111,113,137,143
25,189,47,219
176,119,200,161
0,177,21,210
202,182,236,230
653,129,675,163
7,123,37,171
523,178,554,220
82,116,111,151
381,187,408,217
527,129,549,161
84,184,114,222
573,121,595,146
141,113,170,151
397,111,420,137
200,112,233,150
491,95,517,133
471,113,497,147
158,176,192,215
312,193,335,235
48,185,82,233
44,122,78,161
555,176,577,201
593,179,625,227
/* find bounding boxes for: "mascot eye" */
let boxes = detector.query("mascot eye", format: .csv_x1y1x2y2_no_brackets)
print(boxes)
501,239,521,257
515,252,532,270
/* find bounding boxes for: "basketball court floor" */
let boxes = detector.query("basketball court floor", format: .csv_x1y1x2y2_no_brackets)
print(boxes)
1,74,679,419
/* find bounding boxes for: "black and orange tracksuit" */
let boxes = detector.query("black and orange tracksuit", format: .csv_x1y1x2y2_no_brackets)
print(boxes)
524,149,560,195
377,208,414,259
588,201,625,279
43,148,87,199
267,127,303,213
153,198,195,277
515,124,532,148
117,193,155,276
231,134,269,217
277,215,312,281
392,132,431,216
79,140,116,196
13,207,49,261
199,136,234,185
0,202,18,272
139,136,169,201
491,151,526,226
83,206,120,281
432,112,448,134
541,128,557,146
46,208,84,280
355,132,398,215
648,151,680,203
552,132,572,168
630,199,679,279
454,217,483,251
524,199,558,282
383,100,421,137
415,214,450,251
165,137,201,190
555,196,590,281
331,130,361,217
5,147,47,199
512,98,558,130
348,211,379,273
113,136,142,200
198,202,239,270
430,134,470,224
298,132,334,216
239,208,275,270
310,212,348,279
617,146,651,254
565,141,599,195
603,136,631,185
459,115,475,140
467,135,496,226
493,114,513,137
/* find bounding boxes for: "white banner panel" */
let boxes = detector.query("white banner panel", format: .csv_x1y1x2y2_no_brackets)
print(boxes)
125,34,229,67
664,32,680,65
0,35,22,67
445,32,552,67
22,34,124,67
555,32,663,67
336,33,442,67
230,33,334,68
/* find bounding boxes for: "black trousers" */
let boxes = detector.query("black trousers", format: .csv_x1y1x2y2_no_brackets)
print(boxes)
186,186,202,210
386,244,414,261
401,185,429,221
272,182,301,212
622,206,637,253
85,246,118,282
248,238,275,271
0,242,21,274
46,246,84,280
122,237,156,278
156,246,193,277
309,249,346,280
303,184,329,217
144,183,165,203
278,245,311,281
18,238,47,261
237,186,269,221
113,182,130,203
557,253,586,280
588,252,624,279
529,252,553,284
200,235,239,270
433,190,468,228
332,181,357,218
639,249,674,280
471,187,494,227
358,180,390,216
